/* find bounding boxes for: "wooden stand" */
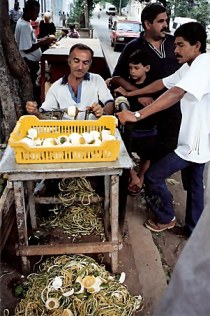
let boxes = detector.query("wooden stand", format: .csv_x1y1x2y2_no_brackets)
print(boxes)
0,140,132,274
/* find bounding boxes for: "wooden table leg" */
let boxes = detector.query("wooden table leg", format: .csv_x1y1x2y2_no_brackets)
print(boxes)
104,175,110,239
13,181,30,273
26,180,37,229
110,175,119,273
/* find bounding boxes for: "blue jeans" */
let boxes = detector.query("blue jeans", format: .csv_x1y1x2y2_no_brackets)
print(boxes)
144,151,205,233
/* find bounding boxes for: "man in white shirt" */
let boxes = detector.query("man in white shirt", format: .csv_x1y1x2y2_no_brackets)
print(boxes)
26,43,114,119
15,0,55,105
117,22,210,236
9,2,22,34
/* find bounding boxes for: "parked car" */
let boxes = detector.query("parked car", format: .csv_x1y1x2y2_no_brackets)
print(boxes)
106,6,117,16
170,17,197,35
206,24,210,41
110,19,143,51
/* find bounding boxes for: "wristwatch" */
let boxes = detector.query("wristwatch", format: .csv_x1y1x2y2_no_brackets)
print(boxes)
134,111,141,121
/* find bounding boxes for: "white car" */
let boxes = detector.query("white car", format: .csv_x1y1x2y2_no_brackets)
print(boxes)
206,24,210,40
106,6,117,16
170,17,197,35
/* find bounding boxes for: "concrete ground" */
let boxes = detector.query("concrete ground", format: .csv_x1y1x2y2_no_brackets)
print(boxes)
124,171,189,315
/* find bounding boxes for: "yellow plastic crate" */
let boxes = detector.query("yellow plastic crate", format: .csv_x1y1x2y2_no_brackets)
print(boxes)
9,115,121,164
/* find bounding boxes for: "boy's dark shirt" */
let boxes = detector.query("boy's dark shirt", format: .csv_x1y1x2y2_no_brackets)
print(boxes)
128,75,158,131
113,32,182,161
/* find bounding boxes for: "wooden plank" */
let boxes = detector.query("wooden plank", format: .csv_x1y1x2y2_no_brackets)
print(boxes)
110,175,119,272
13,181,30,273
34,196,104,204
17,241,120,256
0,205,15,253
0,185,14,228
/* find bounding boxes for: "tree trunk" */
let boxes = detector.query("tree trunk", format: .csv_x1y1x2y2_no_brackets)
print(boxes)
0,0,34,142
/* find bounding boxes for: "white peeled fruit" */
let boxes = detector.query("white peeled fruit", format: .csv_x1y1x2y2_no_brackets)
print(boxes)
82,132,94,144
92,139,102,146
49,34,56,38
42,138,57,147
101,129,111,136
20,137,34,146
67,106,78,117
89,130,100,140
27,128,38,139
34,138,43,146
69,133,85,145
102,134,115,141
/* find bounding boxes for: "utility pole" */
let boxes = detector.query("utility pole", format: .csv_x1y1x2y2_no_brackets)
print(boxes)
119,0,122,16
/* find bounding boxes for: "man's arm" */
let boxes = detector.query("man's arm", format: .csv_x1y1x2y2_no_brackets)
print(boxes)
24,36,55,53
117,86,185,124
115,79,165,97
103,101,114,115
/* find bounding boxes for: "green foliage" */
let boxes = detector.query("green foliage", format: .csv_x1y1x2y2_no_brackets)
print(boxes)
67,0,84,26
109,0,129,11
169,0,210,27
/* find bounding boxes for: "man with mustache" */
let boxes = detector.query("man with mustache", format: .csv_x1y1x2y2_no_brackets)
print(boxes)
26,43,114,119
117,22,210,237
111,3,181,218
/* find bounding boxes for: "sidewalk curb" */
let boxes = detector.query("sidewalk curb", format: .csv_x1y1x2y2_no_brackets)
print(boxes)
126,196,167,314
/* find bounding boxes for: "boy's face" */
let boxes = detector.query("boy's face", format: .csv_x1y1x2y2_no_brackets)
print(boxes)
129,62,150,81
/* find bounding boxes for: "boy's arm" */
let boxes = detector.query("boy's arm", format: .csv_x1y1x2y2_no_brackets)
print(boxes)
110,76,137,91
115,79,165,97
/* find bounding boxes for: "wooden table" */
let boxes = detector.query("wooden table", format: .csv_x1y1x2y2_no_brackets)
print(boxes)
41,38,111,102
0,140,132,274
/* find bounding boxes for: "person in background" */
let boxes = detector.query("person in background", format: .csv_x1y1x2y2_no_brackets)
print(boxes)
108,15,113,29
26,43,114,120
57,28,69,41
61,12,66,27
117,22,210,237
38,12,56,52
9,2,22,34
15,0,56,106
69,24,80,38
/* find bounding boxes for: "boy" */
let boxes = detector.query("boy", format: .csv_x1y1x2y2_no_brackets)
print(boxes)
108,50,158,195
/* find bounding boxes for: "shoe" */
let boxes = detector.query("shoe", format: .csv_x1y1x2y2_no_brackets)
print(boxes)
145,218,176,232
128,184,142,196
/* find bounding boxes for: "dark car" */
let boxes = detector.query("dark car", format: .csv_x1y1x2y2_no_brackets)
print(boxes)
110,19,143,51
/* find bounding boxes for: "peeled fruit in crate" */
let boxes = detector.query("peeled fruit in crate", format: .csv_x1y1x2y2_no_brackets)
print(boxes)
69,133,85,145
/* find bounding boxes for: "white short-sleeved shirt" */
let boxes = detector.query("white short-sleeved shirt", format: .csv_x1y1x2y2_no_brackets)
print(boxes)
15,18,42,62
41,73,114,120
163,53,210,163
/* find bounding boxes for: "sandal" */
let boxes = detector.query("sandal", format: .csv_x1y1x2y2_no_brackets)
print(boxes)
128,184,142,196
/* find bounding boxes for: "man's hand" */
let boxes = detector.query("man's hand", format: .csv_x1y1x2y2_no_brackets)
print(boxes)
138,97,154,107
116,110,137,125
114,86,128,97
43,36,56,46
87,102,103,118
26,101,39,115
